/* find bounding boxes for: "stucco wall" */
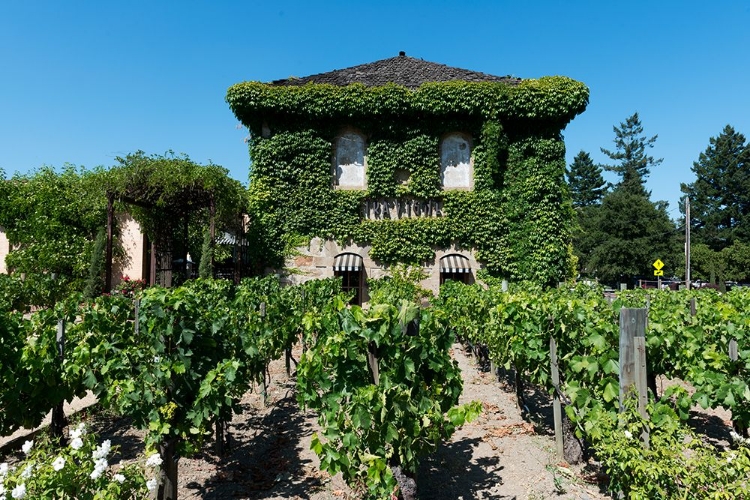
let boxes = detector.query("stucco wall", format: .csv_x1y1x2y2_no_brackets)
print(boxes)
0,227,9,274
112,213,146,287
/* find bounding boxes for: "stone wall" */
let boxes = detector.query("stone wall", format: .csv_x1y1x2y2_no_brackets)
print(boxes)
283,237,481,299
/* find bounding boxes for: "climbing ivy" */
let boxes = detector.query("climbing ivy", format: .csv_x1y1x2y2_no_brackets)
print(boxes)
227,77,588,285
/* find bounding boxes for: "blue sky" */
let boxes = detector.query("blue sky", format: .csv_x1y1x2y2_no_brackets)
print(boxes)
1,1,749,216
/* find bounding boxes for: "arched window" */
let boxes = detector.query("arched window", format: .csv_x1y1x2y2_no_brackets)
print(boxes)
440,134,472,190
334,132,366,189
439,254,472,285
333,252,365,305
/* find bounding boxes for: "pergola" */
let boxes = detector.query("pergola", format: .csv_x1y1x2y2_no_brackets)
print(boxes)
103,152,248,290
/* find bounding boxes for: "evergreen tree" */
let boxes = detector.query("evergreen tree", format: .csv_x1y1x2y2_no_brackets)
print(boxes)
571,204,604,278
567,151,607,207
579,113,678,285
83,227,107,299
587,191,679,284
680,125,750,251
567,151,607,277
601,112,662,195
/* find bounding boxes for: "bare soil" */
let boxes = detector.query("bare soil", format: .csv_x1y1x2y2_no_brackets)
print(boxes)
2,343,736,499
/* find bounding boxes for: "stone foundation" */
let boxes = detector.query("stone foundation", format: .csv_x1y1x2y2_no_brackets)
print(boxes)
283,237,481,298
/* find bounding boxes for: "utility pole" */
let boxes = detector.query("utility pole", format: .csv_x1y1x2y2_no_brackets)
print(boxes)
685,197,691,290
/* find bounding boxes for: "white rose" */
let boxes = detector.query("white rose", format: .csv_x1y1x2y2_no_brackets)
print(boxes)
20,465,32,479
113,473,126,483
92,440,111,460
146,478,158,491
52,456,65,471
624,430,633,439
145,453,163,467
70,438,84,450
11,483,26,499
21,440,33,455
70,423,86,440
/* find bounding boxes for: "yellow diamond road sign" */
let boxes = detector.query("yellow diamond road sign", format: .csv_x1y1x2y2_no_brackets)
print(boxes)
653,259,664,270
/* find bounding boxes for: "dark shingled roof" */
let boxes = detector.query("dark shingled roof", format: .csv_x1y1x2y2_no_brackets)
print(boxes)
271,52,521,89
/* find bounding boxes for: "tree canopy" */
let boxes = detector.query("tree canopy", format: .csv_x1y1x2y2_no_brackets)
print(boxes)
0,152,248,296
106,151,248,245
586,191,679,284
567,150,607,208
681,125,750,251
0,165,107,284
601,112,662,196
572,114,679,284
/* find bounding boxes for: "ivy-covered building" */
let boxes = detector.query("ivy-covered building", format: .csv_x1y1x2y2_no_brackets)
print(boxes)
227,52,588,302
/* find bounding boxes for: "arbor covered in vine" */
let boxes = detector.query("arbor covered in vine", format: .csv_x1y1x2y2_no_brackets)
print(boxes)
103,151,248,289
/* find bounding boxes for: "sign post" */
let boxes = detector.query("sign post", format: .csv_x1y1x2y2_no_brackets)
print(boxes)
653,259,664,289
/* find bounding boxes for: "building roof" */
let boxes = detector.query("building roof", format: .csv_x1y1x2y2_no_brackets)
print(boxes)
271,52,521,89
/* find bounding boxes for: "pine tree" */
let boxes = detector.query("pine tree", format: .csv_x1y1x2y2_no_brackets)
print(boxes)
567,150,607,207
601,112,662,195
83,227,107,299
681,125,750,251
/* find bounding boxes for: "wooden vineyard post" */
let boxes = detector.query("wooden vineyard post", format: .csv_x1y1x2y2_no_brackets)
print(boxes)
633,336,649,448
728,338,746,437
689,297,697,317
367,342,380,386
134,298,140,335
260,302,269,406
550,337,564,460
51,318,66,443
619,308,649,448
514,366,525,411
644,296,658,399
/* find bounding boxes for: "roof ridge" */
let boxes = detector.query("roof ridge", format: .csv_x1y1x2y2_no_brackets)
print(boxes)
270,53,521,89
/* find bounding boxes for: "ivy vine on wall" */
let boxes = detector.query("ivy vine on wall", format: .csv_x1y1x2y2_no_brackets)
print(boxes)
227,77,588,285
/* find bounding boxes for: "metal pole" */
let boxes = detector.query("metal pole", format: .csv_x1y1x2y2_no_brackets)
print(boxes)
685,197,691,290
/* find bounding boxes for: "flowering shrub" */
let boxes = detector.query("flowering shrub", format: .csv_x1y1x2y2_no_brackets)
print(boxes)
113,276,146,299
0,424,156,499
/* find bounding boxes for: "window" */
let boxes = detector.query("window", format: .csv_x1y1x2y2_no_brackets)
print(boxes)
439,254,472,285
440,134,472,190
334,132,366,189
333,253,365,305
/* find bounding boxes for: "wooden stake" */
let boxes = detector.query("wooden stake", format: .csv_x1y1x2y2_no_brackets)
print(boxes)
550,337,564,459
51,318,66,442
619,308,649,448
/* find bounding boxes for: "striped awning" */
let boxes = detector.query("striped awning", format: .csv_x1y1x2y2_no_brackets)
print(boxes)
333,253,363,272
440,254,471,273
